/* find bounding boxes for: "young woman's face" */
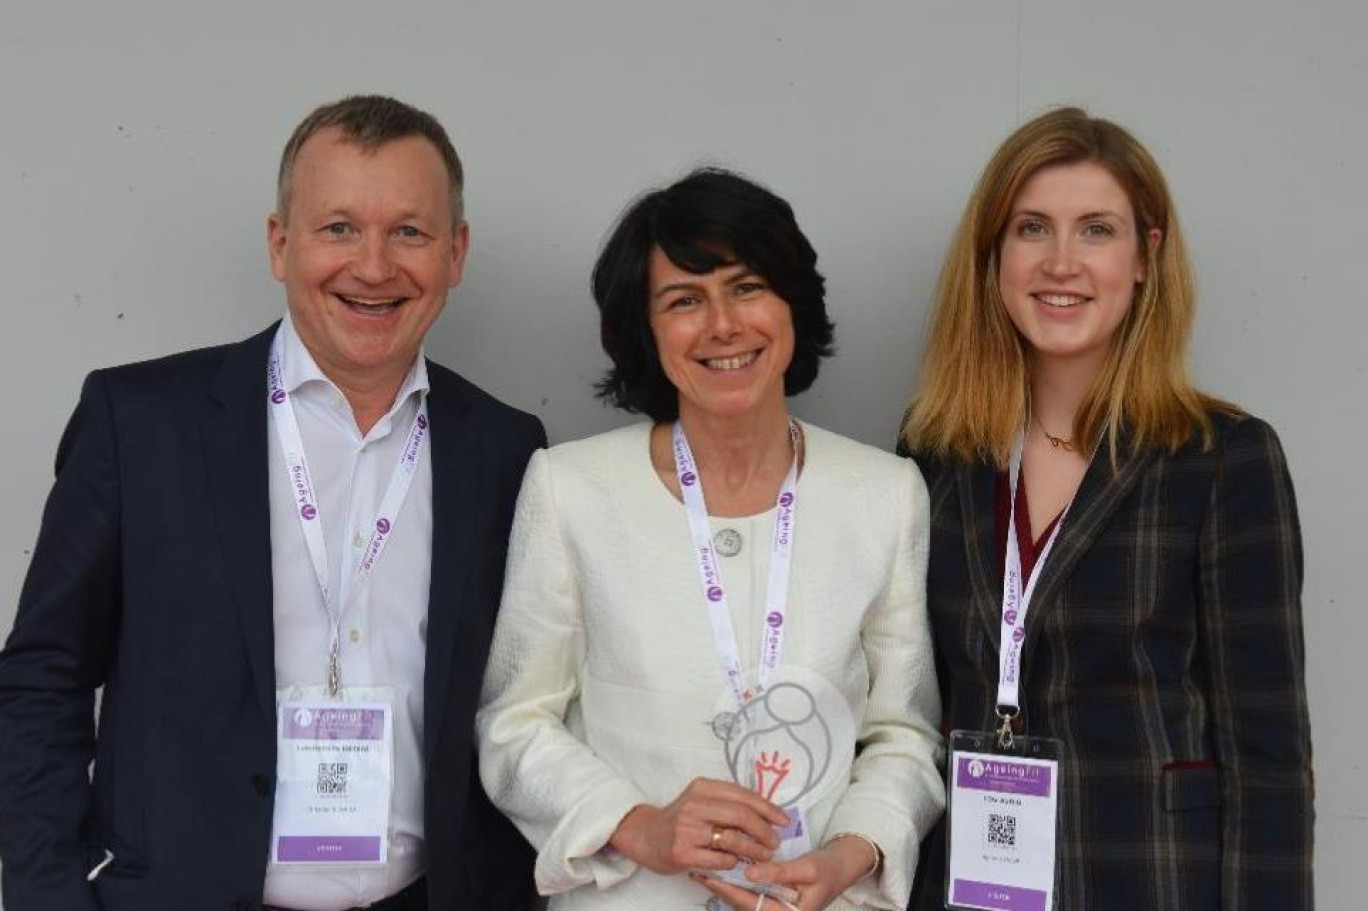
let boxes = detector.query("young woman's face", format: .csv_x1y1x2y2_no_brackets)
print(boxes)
998,161,1158,371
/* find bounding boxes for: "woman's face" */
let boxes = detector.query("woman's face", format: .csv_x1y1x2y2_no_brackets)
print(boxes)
998,161,1158,371
647,246,795,423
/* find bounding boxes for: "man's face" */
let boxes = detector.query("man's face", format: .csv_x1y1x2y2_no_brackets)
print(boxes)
268,127,467,386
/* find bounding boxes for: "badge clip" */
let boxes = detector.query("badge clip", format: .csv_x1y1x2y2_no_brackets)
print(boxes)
994,706,1018,749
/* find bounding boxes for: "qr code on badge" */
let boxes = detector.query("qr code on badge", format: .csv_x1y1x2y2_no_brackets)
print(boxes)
987,812,1017,847
316,762,349,795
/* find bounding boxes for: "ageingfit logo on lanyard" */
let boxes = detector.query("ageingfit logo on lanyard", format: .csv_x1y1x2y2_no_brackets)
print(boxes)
672,422,809,905
265,329,428,866
945,431,1074,911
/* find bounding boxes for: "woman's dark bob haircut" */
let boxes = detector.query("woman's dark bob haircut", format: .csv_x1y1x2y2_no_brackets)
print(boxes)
592,167,835,423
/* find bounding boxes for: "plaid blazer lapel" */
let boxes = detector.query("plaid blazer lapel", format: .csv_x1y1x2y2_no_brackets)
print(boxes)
951,435,1161,656
1021,432,1159,656
956,459,1003,650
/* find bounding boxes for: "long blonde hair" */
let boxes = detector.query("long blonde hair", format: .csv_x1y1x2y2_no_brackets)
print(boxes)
902,107,1234,467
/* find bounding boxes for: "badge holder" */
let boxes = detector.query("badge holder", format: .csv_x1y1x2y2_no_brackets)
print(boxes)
943,717,1063,911
270,689,396,868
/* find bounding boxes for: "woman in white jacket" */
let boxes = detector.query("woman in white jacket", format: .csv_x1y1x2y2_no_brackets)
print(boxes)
477,168,944,911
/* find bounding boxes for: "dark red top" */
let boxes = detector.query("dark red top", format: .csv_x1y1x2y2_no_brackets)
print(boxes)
995,469,1062,582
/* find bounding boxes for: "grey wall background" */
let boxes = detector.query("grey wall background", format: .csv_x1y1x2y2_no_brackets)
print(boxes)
2,0,1362,906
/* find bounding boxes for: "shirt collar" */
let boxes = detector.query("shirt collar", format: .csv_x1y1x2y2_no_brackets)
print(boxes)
279,312,431,406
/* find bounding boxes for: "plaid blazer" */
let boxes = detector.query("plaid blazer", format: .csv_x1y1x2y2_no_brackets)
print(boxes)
905,411,1314,911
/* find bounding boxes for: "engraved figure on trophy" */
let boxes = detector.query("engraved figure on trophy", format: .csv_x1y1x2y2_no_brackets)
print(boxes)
711,681,833,808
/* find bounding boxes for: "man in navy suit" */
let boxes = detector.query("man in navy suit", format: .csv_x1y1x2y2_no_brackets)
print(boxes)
0,96,544,911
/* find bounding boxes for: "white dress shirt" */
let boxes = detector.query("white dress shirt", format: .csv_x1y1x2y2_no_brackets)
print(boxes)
263,316,432,911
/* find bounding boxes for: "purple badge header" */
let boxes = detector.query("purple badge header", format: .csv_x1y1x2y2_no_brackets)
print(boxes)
957,756,1052,797
284,706,385,741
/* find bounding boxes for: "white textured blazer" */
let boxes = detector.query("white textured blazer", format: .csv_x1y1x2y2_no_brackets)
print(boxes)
477,422,945,910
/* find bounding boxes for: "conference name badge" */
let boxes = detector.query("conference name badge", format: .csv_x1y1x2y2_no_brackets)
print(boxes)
945,730,1062,911
270,697,394,866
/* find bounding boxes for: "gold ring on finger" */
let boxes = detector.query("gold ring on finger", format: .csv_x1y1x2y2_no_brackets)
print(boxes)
710,825,725,849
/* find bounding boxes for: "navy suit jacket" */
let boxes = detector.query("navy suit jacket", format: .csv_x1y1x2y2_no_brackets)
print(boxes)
0,325,546,911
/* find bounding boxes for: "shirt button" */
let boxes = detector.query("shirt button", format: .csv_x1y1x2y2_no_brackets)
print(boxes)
349,629,362,644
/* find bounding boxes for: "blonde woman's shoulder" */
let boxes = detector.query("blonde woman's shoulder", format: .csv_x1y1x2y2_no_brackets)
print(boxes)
800,421,926,496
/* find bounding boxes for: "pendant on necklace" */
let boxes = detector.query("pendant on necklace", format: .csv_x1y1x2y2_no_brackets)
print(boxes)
1043,432,1076,452
1034,414,1077,452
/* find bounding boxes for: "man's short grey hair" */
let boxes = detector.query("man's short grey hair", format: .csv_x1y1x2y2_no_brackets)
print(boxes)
276,95,464,227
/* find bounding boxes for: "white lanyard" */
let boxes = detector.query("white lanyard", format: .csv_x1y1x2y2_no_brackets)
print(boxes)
672,421,799,706
996,431,1079,723
267,334,429,695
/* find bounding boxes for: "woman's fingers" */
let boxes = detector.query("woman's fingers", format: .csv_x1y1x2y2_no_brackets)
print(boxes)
745,855,821,886
676,815,773,869
693,873,770,911
688,778,790,826
663,819,735,871
689,846,744,872
694,799,783,851
657,778,796,873
709,823,776,863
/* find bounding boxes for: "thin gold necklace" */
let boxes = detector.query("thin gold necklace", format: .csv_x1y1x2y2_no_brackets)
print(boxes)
1034,413,1077,452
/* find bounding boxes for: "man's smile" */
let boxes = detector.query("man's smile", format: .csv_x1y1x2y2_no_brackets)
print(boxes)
333,293,407,315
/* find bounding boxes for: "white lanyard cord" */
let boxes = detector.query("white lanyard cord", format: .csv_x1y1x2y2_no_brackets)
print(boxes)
267,333,429,695
996,428,1086,745
672,420,799,706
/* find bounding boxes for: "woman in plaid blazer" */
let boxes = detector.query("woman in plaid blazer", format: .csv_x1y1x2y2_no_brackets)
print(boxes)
900,108,1313,910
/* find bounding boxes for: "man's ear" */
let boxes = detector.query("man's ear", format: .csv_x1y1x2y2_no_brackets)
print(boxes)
267,212,288,282
447,220,471,289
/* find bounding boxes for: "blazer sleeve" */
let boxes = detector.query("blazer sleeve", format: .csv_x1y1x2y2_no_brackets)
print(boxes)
824,458,947,909
1197,417,1314,911
458,740,540,910
476,449,649,896
0,373,118,911
454,414,547,911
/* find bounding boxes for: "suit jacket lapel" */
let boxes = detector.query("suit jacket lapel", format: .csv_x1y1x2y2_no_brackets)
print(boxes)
957,460,1004,649
1020,432,1159,658
422,365,475,763
202,324,278,724
955,432,1160,657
